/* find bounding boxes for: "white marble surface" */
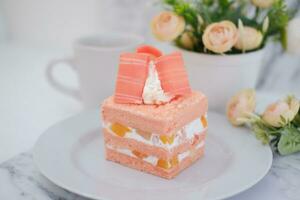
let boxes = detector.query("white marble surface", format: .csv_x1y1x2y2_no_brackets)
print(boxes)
0,151,299,200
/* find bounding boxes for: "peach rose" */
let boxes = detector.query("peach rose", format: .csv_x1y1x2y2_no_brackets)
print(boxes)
180,32,195,50
235,26,263,51
227,89,256,126
262,96,300,127
251,0,275,8
151,11,185,42
202,21,238,54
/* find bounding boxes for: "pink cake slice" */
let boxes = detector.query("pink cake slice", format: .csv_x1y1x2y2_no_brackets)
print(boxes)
101,91,208,179
102,91,207,135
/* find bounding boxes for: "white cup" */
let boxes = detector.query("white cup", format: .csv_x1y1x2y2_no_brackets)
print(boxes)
177,47,265,113
46,33,144,108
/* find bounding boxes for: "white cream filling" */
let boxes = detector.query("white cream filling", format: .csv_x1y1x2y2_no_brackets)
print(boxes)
142,61,173,104
106,144,158,165
195,140,205,149
178,151,190,162
185,117,204,140
105,116,207,150
117,148,132,156
143,155,159,166
106,141,205,166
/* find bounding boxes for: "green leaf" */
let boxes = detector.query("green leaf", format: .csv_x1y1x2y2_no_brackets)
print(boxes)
281,27,287,50
266,0,289,47
278,128,300,155
203,0,213,6
255,131,270,145
278,125,300,155
163,0,177,5
292,113,300,127
253,124,270,145
218,0,230,9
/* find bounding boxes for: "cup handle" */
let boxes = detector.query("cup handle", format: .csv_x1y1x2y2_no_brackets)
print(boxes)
46,58,81,101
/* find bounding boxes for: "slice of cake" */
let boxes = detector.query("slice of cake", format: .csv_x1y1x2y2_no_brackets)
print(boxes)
101,45,208,179
102,91,207,179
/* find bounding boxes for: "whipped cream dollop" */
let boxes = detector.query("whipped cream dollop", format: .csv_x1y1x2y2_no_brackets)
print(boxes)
142,61,173,104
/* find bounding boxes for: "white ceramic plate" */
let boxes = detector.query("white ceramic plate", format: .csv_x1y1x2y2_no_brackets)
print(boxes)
33,110,272,200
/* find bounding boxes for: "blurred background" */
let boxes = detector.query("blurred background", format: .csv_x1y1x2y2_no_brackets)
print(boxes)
0,0,162,49
0,0,299,163
0,0,160,163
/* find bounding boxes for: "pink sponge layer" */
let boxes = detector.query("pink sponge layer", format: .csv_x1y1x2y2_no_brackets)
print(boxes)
102,91,207,135
105,145,205,179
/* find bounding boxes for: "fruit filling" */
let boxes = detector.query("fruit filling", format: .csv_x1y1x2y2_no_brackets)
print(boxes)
201,116,208,128
110,123,131,137
106,115,207,150
159,134,175,144
132,150,148,159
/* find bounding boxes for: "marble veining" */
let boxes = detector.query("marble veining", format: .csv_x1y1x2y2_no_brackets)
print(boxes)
271,154,300,200
1,151,300,200
0,152,88,200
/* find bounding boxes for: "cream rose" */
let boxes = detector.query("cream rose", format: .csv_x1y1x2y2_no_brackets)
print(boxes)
151,11,185,42
235,26,263,51
251,0,275,8
180,32,195,50
202,21,238,54
262,96,300,127
226,89,256,126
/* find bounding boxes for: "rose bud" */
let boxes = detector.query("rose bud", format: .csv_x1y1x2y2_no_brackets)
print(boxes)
262,96,300,127
202,20,238,54
151,11,185,42
180,32,195,50
227,89,256,126
235,26,263,51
